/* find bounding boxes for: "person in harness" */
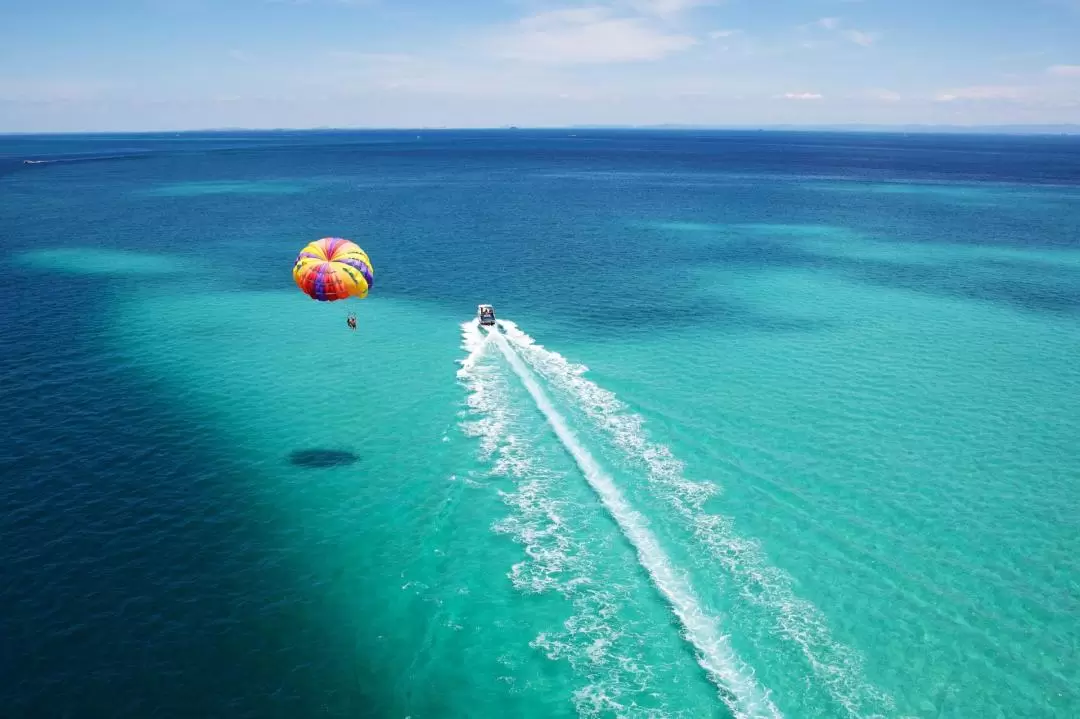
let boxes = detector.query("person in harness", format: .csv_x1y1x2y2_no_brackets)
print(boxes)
346,314,357,330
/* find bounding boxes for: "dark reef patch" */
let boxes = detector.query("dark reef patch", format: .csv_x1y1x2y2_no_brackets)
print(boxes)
288,449,360,469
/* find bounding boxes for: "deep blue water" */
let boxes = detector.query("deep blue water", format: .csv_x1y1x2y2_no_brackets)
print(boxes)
2,129,1078,719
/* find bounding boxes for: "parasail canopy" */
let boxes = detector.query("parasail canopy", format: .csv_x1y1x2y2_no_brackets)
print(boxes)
292,237,374,302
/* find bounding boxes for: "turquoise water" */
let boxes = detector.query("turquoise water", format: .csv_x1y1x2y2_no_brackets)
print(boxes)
2,130,1078,718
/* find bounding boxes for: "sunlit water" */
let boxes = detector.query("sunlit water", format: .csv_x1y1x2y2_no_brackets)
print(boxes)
2,130,1078,718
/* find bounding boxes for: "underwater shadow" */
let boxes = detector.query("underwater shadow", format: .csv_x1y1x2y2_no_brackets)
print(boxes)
845,256,1080,315
665,223,1080,318
288,449,360,469
542,292,835,340
0,295,398,719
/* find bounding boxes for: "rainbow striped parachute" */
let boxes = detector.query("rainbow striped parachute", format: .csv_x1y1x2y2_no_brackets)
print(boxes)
292,237,374,302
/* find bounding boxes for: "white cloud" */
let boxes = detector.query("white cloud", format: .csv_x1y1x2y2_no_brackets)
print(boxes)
626,0,715,17
843,29,877,46
804,17,878,47
303,49,600,99
779,92,823,100
325,51,417,64
935,86,1026,102
868,89,902,102
489,7,698,64
1047,65,1080,77
708,29,741,39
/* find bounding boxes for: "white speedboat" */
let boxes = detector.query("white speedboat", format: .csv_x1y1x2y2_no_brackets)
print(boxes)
477,304,496,326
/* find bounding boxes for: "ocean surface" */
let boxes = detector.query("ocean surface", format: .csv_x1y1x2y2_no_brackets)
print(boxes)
1,129,1078,719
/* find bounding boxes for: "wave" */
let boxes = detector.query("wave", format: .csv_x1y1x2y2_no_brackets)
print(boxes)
17,153,149,167
497,320,898,719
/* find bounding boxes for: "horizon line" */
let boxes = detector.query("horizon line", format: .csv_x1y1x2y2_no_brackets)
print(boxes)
3,122,1080,137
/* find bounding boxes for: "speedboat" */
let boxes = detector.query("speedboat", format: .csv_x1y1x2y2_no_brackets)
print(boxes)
477,304,496,326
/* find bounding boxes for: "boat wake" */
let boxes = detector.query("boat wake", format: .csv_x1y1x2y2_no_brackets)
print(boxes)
495,320,898,719
458,321,661,717
19,153,148,167
459,319,782,719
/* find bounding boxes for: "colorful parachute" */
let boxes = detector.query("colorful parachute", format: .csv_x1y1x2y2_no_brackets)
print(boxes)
292,237,374,302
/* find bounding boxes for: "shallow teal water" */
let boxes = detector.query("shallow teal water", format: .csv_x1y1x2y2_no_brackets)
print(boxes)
2,130,1078,719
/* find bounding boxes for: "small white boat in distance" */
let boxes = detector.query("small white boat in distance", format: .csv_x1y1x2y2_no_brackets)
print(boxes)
477,304,496,326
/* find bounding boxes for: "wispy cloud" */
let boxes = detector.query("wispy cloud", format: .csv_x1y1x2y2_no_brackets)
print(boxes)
868,89,902,102
779,92,823,100
303,49,605,100
325,51,416,64
1047,64,1080,76
935,86,1026,102
843,29,877,46
625,0,716,18
804,16,878,46
266,0,376,5
488,7,697,64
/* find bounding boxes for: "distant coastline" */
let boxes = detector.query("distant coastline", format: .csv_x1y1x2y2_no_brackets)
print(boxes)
570,123,1080,135
2,123,1079,137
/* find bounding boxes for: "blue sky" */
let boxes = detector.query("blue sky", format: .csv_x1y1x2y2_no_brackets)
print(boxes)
2,0,1080,131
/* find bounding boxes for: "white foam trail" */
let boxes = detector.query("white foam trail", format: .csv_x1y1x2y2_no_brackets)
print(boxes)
457,320,661,718
498,320,897,719
457,321,507,461
486,326,782,719
458,319,490,373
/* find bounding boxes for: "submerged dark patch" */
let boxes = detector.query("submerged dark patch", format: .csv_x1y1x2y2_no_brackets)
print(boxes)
288,449,359,468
